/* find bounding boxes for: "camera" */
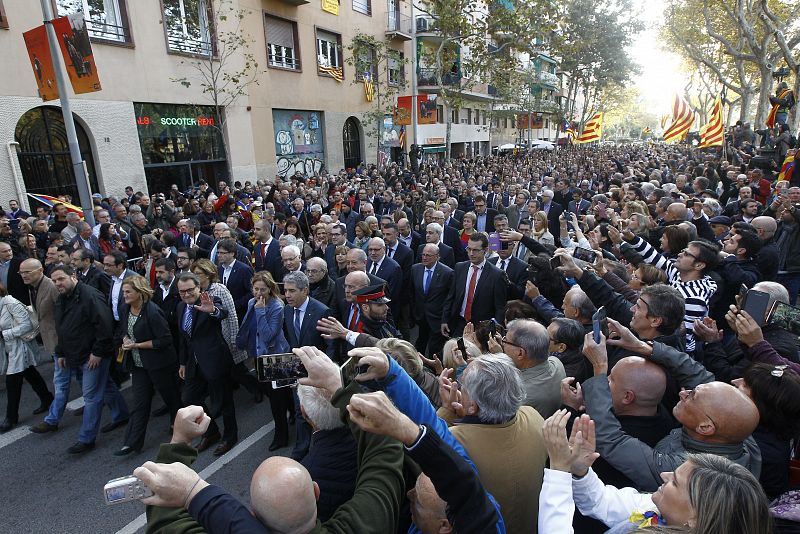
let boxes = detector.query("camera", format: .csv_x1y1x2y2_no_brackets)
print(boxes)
103,475,153,505
255,353,307,387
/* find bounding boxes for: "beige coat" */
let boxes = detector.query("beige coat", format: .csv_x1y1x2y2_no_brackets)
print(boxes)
33,275,60,355
0,295,39,375
438,405,547,534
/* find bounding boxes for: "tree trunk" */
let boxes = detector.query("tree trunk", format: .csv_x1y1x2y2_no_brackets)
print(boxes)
445,110,453,161
739,90,752,123
754,68,773,128
790,75,800,132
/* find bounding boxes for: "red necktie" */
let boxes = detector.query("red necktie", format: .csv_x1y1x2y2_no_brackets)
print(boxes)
348,304,359,330
464,265,479,322
149,262,156,288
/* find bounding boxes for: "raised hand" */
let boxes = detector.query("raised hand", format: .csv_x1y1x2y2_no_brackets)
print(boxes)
194,292,215,314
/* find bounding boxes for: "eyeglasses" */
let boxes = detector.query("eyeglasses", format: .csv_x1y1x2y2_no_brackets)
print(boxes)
178,288,198,295
679,248,699,261
501,336,524,351
305,268,323,275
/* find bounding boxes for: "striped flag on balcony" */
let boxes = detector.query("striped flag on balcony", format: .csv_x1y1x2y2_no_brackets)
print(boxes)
363,72,375,102
319,65,344,82
575,113,603,144
698,96,724,148
663,95,695,143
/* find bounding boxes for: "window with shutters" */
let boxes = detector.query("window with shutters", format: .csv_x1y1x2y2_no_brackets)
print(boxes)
354,41,376,82
437,105,444,123
163,0,213,56
56,0,132,43
352,0,371,15
316,29,342,70
387,51,403,86
265,15,299,71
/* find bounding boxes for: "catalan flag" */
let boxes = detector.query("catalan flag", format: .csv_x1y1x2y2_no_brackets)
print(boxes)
575,112,603,144
779,151,796,184
766,87,792,129
643,127,652,134
363,72,375,102
663,95,695,143
698,96,724,148
660,114,670,129
26,193,84,218
398,125,406,149
319,65,344,82
563,119,575,140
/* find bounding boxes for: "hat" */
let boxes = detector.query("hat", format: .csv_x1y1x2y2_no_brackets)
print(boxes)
92,193,102,199
353,284,391,304
709,216,732,227
702,189,719,199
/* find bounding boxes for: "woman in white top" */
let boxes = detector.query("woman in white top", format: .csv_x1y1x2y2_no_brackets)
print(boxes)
538,410,771,534
532,210,555,246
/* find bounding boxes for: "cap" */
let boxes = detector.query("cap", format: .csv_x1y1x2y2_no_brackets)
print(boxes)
709,216,732,227
353,284,391,304
92,193,102,199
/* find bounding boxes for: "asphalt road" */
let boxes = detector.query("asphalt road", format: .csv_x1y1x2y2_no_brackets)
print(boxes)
0,359,283,533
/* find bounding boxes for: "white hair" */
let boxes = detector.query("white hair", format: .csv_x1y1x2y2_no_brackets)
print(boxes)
461,354,525,424
297,385,343,430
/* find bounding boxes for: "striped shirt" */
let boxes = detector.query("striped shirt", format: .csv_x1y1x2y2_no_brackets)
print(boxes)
628,237,717,352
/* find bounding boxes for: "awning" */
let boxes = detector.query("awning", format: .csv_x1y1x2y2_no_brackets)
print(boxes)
422,145,447,153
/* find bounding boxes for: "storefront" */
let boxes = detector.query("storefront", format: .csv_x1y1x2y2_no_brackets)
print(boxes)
134,102,228,193
272,109,326,178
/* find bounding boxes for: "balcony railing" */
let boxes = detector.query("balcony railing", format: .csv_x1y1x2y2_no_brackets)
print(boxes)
418,67,460,87
387,12,412,36
86,21,131,43
533,71,559,87
168,35,212,56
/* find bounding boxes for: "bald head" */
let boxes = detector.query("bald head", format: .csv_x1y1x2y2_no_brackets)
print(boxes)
608,357,666,416
20,258,44,286
751,216,777,240
250,457,317,532
344,271,370,303
675,381,759,443
665,202,688,222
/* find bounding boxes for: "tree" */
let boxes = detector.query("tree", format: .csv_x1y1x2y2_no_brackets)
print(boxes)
414,0,555,158
170,0,260,180
346,34,408,169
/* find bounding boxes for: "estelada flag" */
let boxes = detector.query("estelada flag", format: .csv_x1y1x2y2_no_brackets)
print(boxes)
52,14,102,95
779,152,796,184
698,97,724,148
575,113,603,144
27,193,84,218
663,95,695,143
23,25,59,101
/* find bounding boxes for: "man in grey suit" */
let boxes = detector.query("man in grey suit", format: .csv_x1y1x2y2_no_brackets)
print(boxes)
70,222,102,261
412,243,454,357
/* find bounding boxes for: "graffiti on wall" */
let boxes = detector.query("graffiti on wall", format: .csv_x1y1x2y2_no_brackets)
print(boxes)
277,156,325,178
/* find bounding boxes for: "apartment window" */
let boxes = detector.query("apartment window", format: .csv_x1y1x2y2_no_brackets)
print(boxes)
465,109,472,124
354,42,376,81
56,0,131,42
437,105,444,124
316,29,342,71
474,110,480,125
0,0,7,29
265,15,300,71
483,113,487,126
388,52,403,86
504,118,508,129
352,0,371,15
452,108,459,123
163,0,212,56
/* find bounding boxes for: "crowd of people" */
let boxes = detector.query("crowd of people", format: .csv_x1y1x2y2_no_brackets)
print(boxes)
1,136,800,532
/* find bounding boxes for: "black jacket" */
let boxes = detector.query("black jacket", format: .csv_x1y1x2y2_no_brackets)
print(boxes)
755,239,779,282
709,257,762,330
310,275,336,310
116,300,177,371
300,426,357,522
177,296,232,381
55,281,115,366
80,264,112,299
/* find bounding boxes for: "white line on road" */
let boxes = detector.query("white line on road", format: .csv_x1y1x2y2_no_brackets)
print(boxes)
0,381,132,451
116,421,275,534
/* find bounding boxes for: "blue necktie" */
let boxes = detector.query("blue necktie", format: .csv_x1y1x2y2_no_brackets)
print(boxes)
294,308,302,339
183,306,193,333
424,269,432,294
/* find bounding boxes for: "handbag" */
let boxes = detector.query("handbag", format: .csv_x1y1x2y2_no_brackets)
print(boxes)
116,347,133,373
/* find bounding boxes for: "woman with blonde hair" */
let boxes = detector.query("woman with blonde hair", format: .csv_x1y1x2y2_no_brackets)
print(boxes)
113,275,179,455
532,211,555,245
459,212,477,248
0,282,52,433
375,337,441,407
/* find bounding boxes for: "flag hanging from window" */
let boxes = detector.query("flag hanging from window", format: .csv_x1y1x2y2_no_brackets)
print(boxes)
319,65,344,82
698,97,724,148
663,95,695,143
575,113,603,144
363,72,375,101
398,125,406,148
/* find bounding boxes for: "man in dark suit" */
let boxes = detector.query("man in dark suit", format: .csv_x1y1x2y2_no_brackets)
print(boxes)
416,223,456,268
252,219,282,282
282,271,334,460
176,273,237,456
540,189,564,240
441,233,508,337
431,210,467,263
486,183,505,211
472,195,498,233
216,239,253,322
397,218,422,252
70,248,111,298
333,249,385,323
177,219,214,259
365,237,403,317
69,222,102,261
489,249,528,300
289,197,313,238
153,257,180,352
441,203,462,230
103,251,136,325
324,223,353,273
412,243,454,356
567,190,591,215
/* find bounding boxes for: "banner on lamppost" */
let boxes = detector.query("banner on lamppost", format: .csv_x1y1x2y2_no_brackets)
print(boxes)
395,96,412,125
52,14,102,94
23,25,59,101
417,94,437,124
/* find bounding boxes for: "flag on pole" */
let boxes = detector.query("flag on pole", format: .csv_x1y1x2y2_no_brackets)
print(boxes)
363,72,375,102
698,96,724,148
643,127,652,134
663,95,695,143
563,119,576,141
575,113,603,144
27,193,84,218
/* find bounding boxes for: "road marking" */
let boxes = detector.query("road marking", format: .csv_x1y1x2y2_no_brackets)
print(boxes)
116,421,275,534
0,381,132,451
